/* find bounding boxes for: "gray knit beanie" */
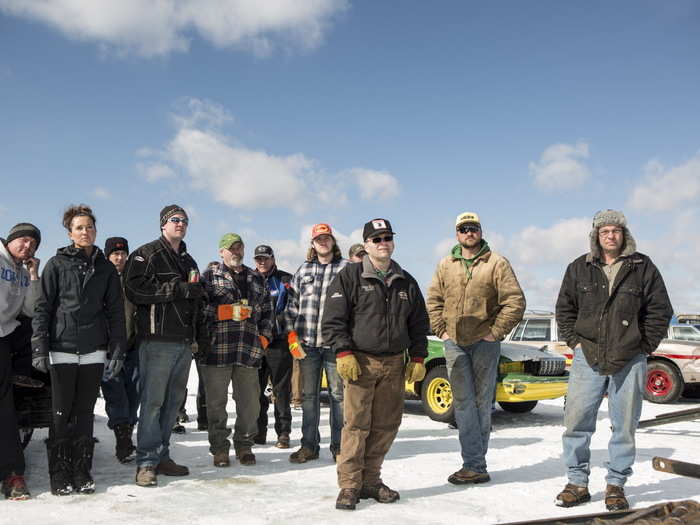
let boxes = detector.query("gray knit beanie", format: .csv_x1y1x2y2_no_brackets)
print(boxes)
592,209,627,229
6,223,41,248
160,204,188,227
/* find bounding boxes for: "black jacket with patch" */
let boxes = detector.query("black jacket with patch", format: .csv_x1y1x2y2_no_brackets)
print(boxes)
32,245,125,357
556,252,672,375
321,258,429,359
123,237,208,347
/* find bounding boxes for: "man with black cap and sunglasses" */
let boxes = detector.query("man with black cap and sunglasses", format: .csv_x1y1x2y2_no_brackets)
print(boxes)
252,245,294,449
101,237,140,464
123,205,209,487
323,219,430,510
427,211,525,487
0,223,41,500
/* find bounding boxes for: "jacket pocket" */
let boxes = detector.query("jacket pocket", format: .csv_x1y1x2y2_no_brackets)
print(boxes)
301,275,314,295
576,282,597,312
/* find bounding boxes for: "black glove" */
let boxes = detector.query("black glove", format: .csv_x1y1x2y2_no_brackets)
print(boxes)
178,281,205,300
32,355,49,374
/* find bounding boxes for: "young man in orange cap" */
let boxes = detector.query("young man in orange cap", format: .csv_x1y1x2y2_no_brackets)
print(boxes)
285,224,347,464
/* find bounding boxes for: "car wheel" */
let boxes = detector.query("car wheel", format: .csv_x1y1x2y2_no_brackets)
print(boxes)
420,365,455,423
645,360,683,404
498,400,538,413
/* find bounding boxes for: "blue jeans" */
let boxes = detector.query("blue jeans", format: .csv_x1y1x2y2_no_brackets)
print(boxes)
101,349,140,429
444,339,500,473
299,346,344,453
562,349,646,487
136,340,191,467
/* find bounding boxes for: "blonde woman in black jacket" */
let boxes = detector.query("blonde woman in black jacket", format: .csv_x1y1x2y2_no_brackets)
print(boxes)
32,205,126,496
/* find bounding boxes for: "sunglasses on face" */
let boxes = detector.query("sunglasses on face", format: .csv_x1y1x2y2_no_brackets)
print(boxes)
370,235,394,244
457,225,480,234
168,217,189,225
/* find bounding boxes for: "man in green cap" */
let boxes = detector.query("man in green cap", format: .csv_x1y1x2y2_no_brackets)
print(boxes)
200,233,273,467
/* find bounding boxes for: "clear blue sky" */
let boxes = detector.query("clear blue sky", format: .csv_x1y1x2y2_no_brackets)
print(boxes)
1,1,699,310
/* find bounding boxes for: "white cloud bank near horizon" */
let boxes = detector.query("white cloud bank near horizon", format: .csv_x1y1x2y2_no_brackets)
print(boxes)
0,0,348,57
628,153,700,212
137,98,400,213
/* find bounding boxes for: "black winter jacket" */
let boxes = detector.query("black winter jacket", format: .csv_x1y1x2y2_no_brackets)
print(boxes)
321,258,429,359
32,246,126,357
556,252,672,375
123,237,208,347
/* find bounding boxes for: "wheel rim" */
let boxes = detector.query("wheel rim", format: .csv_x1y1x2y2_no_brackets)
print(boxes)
426,376,452,414
647,370,673,397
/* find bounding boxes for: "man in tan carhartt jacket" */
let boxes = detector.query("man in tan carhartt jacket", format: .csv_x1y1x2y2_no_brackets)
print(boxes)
427,211,525,486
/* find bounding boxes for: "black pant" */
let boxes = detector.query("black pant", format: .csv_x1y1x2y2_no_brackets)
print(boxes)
50,363,103,440
0,327,26,478
257,338,292,437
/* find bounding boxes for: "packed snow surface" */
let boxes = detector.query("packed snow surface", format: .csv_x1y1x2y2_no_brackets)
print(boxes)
5,363,700,524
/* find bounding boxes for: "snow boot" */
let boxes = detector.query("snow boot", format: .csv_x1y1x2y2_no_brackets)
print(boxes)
114,423,136,463
335,488,359,510
72,436,96,494
2,473,30,500
605,484,629,511
46,438,73,496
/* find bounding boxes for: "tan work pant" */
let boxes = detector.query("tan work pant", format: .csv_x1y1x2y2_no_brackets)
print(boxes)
337,352,405,489
291,359,303,407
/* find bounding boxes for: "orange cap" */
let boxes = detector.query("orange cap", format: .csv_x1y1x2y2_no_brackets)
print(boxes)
311,223,333,239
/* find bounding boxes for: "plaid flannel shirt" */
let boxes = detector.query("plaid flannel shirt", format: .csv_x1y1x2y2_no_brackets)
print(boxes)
201,263,273,368
284,256,347,347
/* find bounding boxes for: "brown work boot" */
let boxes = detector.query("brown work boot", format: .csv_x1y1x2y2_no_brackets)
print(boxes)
156,459,189,476
275,433,290,449
335,488,359,510
2,473,30,500
235,448,256,466
605,484,629,511
555,483,591,507
135,466,157,487
447,468,490,485
359,482,400,503
213,450,230,468
289,446,319,464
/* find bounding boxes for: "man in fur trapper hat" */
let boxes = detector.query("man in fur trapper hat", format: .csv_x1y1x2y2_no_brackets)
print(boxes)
555,209,673,512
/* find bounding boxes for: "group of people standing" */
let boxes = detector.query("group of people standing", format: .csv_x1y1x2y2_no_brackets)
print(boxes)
0,204,672,513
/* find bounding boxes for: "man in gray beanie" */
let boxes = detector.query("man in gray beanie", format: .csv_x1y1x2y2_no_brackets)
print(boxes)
555,209,672,511
0,222,41,499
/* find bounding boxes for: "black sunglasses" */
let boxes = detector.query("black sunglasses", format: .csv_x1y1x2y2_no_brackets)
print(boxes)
457,225,480,234
370,235,394,244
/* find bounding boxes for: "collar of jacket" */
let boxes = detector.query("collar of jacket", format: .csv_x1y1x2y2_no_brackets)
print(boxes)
57,244,104,264
253,264,278,279
158,235,188,255
217,263,252,281
361,257,405,287
451,240,491,265
0,238,19,268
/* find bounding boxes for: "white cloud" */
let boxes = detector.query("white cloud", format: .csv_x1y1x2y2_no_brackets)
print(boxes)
510,217,590,265
628,154,700,212
139,98,397,212
347,168,400,201
137,162,177,182
92,187,111,199
0,0,347,58
433,237,454,260
529,141,592,191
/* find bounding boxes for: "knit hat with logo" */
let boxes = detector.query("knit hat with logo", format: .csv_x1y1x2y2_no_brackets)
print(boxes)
104,237,129,258
6,223,41,248
160,204,188,227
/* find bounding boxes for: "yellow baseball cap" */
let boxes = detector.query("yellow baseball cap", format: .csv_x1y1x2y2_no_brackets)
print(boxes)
455,212,481,228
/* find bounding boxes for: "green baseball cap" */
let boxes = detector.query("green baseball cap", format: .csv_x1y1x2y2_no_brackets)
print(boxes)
219,233,243,249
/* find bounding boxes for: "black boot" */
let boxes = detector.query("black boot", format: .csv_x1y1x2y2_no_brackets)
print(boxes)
114,423,136,463
72,436,95,494
46,439,73,496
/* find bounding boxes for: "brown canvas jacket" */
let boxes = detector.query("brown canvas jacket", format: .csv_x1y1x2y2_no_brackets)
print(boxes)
427,245,525,346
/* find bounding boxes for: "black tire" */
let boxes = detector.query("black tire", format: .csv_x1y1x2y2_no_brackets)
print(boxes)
420,365,455,423
498,400,538,413
645,360,683,404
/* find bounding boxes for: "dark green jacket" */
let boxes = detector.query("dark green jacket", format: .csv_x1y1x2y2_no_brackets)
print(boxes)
556,252,672,375
32,246,126,357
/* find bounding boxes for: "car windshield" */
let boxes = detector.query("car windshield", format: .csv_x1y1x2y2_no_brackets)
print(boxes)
671,325,700,342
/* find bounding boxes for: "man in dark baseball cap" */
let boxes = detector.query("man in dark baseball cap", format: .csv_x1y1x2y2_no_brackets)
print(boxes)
348,244,366,263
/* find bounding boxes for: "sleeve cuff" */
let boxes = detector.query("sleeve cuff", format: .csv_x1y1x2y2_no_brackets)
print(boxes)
337,350,354,358
410,357,424,364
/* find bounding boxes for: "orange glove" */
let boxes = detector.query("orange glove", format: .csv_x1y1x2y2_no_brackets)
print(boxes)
287,331,306,359
259,335,269,350
217,304,252,321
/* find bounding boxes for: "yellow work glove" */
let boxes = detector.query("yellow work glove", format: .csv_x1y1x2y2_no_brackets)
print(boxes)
405,360,426,383
287,331,306,359
336,352,361,382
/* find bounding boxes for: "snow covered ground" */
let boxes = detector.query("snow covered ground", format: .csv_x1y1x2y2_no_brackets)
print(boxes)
6,364,700,525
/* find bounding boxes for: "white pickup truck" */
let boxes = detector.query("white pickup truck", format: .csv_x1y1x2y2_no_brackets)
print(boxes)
505,311,700,404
